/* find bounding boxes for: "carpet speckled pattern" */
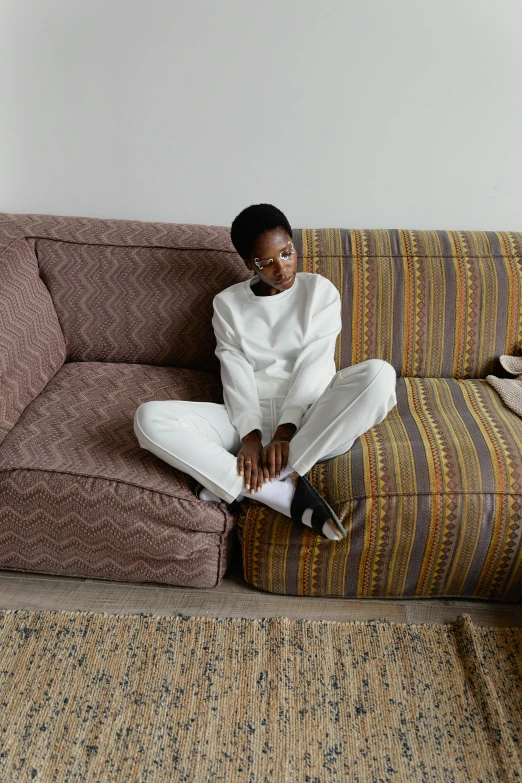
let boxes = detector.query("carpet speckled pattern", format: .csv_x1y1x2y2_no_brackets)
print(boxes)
0,609,521,782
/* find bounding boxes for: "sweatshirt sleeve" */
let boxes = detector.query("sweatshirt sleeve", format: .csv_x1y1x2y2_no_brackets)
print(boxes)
212,296,264,441
277,281,342,431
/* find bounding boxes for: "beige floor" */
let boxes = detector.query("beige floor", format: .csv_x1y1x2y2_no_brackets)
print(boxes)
1,540,521,627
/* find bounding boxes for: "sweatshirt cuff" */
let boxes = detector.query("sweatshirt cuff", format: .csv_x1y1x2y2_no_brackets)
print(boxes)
235,413,264,441
277,405,307,431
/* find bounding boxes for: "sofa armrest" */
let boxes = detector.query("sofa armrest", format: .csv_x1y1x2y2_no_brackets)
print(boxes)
0,237,66,447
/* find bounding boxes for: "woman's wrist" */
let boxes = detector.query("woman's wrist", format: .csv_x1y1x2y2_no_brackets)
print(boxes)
274,423,297,441
242,429,262,443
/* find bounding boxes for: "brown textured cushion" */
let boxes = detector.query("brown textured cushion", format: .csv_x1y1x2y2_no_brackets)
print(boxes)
0,237,66,446
0,361,238,587
36,240,249,371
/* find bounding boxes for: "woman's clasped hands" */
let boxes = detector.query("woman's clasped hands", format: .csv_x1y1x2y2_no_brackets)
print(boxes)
236,425,296,494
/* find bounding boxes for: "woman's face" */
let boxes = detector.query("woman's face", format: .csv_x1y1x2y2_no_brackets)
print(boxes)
246,227,297,295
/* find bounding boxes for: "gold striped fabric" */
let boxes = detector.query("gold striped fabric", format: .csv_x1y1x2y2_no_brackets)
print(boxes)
297,228,522,379
238,229,522,600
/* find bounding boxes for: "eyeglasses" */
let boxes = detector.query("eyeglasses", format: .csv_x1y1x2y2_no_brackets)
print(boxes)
254,241,295,270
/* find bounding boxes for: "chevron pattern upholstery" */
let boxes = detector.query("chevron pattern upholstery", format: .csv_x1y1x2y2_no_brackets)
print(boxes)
0,234,66,446
0,213,521,596
36,240,238,372
0,212,249,588
0,359,238,586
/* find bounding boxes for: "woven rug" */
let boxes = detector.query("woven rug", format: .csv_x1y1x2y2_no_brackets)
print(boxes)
0,610,521,782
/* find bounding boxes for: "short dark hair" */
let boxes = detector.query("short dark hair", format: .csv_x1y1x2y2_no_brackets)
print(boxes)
230,203,293,263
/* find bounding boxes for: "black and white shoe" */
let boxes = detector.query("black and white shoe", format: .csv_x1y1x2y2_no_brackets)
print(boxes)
290,474,346,540
193,481,243,514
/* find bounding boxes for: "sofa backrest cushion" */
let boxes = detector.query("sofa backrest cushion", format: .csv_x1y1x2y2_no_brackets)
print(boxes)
1,215,521,380
36,239,249,374
0,236,66,446
0,214,249,374
296,228,522,379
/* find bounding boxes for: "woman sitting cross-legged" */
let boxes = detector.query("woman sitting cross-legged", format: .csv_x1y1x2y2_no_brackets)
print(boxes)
134,203,397,541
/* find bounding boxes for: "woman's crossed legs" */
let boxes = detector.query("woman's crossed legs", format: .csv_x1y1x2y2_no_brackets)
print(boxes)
134,359,397,535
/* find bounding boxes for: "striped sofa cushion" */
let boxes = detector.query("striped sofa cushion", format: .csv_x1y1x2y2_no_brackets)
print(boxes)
237,376,522,600
238,228,522,600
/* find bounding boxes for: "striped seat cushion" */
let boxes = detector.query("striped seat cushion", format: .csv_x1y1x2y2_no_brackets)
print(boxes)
237,377,522,600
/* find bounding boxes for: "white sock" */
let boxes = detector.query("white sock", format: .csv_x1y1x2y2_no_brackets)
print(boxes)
236,475,341,541
198,463,294,504
199,487,225,502
197,469,341,542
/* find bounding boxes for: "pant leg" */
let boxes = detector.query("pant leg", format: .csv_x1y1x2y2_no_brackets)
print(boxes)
134,400,249,504
286,359,397,476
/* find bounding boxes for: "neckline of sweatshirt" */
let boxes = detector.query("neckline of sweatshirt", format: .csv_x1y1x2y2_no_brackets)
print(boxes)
243,273,299,303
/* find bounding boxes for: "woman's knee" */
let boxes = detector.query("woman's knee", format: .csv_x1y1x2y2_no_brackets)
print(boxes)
134,402,155,442
134,400,181,441
338,359,396,408
339,359,396,385
363,358,395,380
134,401,227,447
371,361,397,406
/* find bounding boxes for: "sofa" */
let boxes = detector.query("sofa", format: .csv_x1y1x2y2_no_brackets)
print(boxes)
1,212,521,600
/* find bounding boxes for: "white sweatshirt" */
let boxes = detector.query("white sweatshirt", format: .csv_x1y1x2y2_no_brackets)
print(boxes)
212,271,342,440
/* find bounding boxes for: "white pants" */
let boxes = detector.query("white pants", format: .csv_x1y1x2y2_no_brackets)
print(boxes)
133,359,398,505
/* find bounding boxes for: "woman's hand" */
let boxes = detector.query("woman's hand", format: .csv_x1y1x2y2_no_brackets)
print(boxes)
261,423,296,481
237,432,264,493
238,424,297,494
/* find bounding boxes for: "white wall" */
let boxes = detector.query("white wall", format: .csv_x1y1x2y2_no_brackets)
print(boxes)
2,0,520,230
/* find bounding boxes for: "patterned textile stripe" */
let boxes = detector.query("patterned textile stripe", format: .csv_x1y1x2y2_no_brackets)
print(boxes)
294,228,522,380
298,228,344,377
237,377,522,600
